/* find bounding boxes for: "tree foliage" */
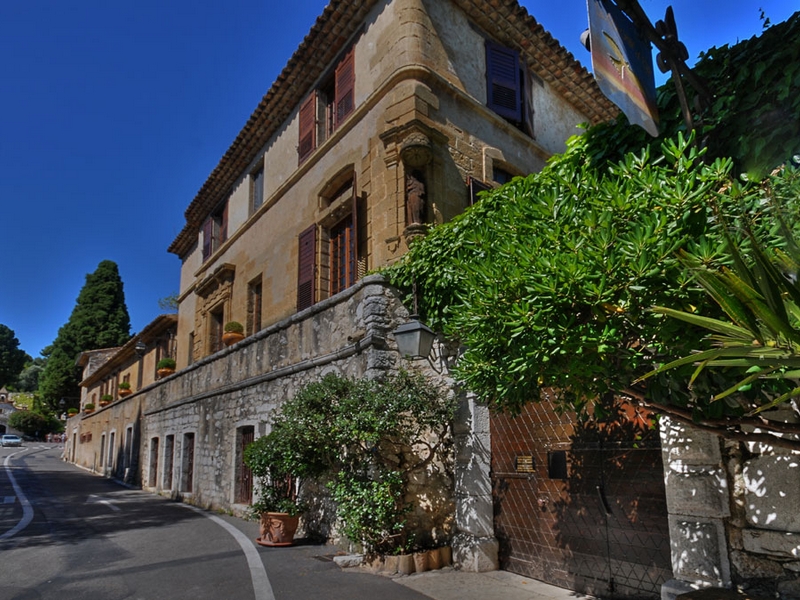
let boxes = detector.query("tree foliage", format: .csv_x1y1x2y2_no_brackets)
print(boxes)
8,410,61,438
39,260,131,409
0,324,30,389
245,371,455,554
385,14,800,445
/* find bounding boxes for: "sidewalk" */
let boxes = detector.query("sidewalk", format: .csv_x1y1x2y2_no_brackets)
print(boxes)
392,568,592,600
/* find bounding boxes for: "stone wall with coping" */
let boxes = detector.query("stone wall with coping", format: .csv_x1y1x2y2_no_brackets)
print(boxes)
660,414,800,599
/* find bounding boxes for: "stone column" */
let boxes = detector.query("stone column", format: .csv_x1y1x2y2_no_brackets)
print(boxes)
660,416,732,600
452,391,499,572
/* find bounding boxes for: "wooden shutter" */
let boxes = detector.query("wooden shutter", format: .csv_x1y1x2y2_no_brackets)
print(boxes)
523,68,535,138
297,224,317,311
202,217,213,261
220,201,228,245
486,41,521,122
298,92,317,163
334,48,355,127
467,175,492,206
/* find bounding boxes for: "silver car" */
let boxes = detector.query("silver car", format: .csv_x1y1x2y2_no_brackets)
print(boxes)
1,434,22,447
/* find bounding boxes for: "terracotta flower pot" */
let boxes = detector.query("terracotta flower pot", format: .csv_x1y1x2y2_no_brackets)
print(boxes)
397,553,415,575
118,388,132,397
413,551,429,573
256,512,299,547
157,368,175,379
427,547,443,570
222,331,245,346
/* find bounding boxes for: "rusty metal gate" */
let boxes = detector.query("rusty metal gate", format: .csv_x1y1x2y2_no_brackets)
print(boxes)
492,398,672,598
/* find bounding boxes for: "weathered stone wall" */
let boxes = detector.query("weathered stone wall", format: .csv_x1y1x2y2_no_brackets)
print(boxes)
660,415,800,599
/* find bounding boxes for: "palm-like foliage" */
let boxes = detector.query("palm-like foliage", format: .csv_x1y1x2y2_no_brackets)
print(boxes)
641,207,800,416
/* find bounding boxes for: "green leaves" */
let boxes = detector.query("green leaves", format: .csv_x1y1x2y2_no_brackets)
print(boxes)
245,372,455,553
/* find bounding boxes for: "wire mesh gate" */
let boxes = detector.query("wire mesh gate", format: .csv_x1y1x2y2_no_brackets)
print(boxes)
491,398,672,598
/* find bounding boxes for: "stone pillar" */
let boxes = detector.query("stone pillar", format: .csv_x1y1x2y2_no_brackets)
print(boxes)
660,416,732,600
452,391,499,572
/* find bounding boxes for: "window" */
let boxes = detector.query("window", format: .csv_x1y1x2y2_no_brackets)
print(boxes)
330,215,356,296
493,166,514,185
250,165,264,214
485,40,535,137
298,47,355,163
467,175,491,206
297,225,317,311
247,276,263,336
209,305,225,354
202,200,228,261
163,434,175,490
181,433,195,493
148,437,159,488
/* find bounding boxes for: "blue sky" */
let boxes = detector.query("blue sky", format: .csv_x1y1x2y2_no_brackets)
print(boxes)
1,0,795,359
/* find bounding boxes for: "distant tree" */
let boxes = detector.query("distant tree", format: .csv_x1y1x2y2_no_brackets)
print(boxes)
16,357,46,392
158,292,179,312
8,410,60,438
0,324,30,389
39,260,131,409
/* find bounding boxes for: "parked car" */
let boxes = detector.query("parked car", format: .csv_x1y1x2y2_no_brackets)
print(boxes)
1,434,23,447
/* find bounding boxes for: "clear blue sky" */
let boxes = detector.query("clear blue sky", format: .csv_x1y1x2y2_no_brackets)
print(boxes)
1,0,795,359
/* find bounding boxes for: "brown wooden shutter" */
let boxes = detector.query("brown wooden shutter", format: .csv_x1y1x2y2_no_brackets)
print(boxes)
202,217,213,261
297,224,317,311
220,201,228,244
351,171,359,279
334,48,355,127
298,92,317,163
486,40,521,122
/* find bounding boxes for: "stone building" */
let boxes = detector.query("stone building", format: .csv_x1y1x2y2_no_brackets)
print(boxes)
65,1,800,597
66,0,641,589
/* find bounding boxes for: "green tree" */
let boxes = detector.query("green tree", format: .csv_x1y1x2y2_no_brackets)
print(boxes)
8,410,61,438
385,14,800,447
39,260,131,409
0,324,30,389
16,357,46,392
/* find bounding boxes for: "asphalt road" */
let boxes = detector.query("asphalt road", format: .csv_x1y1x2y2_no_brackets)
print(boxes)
0,443,431,600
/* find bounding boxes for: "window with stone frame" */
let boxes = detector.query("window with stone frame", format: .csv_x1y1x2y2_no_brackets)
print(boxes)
247,275,263,336
208,304,225,354
202,200,228,262
298,46,355,163
250,163,265,215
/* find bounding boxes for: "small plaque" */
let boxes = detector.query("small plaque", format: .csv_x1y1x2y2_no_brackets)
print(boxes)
515,455,535,473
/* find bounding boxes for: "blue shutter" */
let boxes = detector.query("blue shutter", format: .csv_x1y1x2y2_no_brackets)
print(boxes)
486,40,521,122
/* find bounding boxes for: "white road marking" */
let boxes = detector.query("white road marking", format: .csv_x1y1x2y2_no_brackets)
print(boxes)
3,496,15,504
87,494,122,512
1,451,34,541
183,504,275,600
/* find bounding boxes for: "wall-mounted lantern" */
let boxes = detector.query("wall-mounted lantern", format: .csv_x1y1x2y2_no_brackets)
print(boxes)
393,315,436,360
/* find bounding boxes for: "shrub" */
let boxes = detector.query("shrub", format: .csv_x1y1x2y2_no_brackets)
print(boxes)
157,357,176,370
224,321,244,334
118,381,131,390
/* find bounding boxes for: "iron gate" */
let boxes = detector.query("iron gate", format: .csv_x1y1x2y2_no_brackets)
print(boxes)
492,399,672,598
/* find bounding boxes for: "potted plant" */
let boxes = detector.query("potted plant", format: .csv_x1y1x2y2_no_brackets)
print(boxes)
243,429,305,547
156,357,176,378
84,403,95,414
118,381,132,397
222,321,245,346
99,394,113,407
67,407,79,417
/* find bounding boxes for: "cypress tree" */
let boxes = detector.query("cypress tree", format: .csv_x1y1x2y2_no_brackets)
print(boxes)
0,324,29,389
39,260,131,409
